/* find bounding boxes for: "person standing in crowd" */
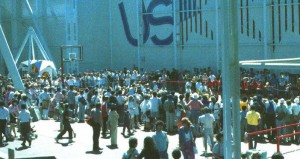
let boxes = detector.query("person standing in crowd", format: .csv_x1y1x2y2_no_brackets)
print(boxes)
292,97,300,144
122,137,139,159
152,120,169,159
140,94,151,131
198,107,215,155
8,100,19,138
164,94,176,133
40,88,51,120
121,108,133,136
67,86,76,117
116,90,126,126
101,95,109,137
108,104,119,148
187,93,203,132
0,100,9,147
77,90,87,123
265,94,277,142
275,98,289,142
240,106,248,141
55,103,74,143
149,92,161,129
90,103,103,152
138,136,160,159
285,100,294,143
246,105,261,149
208,96,221,133
212,132,224,159
179,117,197,159
18,104,31,147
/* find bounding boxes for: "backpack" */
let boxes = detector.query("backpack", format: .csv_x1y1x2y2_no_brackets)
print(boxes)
267,101,275,114
276,106,286,120
79,96,87,105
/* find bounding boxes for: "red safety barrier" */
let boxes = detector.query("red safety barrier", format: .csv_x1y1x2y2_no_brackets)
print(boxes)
277,131,300,152
247,122,300,150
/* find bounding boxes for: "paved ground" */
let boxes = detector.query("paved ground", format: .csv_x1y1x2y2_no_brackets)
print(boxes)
0,120,300,159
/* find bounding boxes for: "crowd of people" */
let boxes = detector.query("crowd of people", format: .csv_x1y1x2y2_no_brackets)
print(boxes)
0,66,298,158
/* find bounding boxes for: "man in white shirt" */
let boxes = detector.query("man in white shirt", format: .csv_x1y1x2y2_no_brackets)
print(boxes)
198,107,215,154
18,104,32,147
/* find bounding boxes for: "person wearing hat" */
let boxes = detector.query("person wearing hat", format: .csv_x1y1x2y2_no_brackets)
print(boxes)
187,93,203,128
0,100,9,147
275,98,289,142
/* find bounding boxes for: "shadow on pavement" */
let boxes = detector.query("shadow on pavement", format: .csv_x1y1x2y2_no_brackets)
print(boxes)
86,150,102,154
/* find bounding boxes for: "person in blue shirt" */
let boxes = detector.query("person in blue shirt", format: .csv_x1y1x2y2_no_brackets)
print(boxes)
240,106,248,141
152,120,169,159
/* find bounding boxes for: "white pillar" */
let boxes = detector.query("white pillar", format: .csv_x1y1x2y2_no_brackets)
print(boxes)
263,0,268,59
215,0,220,72
221,0,240,158
230,0,241,158
136,0,141,70
173,0,178,69
109,0,113,69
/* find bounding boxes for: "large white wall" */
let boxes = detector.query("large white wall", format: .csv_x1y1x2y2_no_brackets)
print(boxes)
0,0,299,74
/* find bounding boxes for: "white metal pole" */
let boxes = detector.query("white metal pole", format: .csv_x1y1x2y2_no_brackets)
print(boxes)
215,0,220,72
263,0,268,59
110,0,113,69
173,0,177,69
230,0,241,158
136,0,141,70
221,0,232,158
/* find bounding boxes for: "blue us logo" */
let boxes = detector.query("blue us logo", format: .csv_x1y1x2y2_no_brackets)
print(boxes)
118,0,174,46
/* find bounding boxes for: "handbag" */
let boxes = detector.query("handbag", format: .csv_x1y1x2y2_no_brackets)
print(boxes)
86,117,94,126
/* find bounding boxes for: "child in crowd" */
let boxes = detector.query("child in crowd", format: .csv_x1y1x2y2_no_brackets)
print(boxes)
122,137,139,159
122,109,133,136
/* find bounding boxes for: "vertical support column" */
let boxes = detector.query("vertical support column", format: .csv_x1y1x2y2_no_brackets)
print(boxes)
65,0,79,74
230,0,241,159
221,0,232,157
263,0,268,59
136,0,141,70
221,0,240,158
173,0,178,69
215,0,220,71
109,0,113,69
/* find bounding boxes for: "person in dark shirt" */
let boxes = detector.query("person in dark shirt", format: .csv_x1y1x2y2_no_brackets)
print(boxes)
138,136,160,159
55,103,74,143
